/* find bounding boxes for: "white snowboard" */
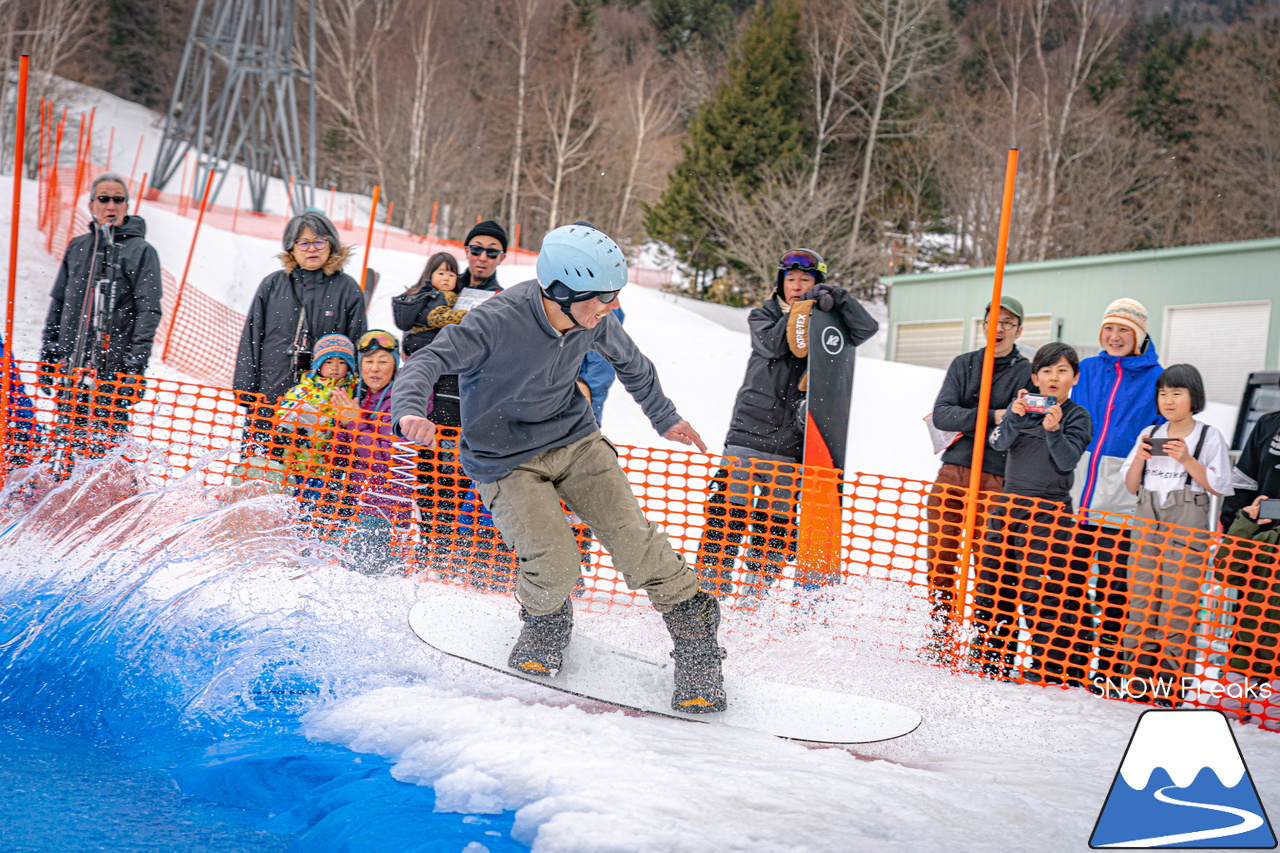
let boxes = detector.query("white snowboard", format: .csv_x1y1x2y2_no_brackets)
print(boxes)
409,593,922,744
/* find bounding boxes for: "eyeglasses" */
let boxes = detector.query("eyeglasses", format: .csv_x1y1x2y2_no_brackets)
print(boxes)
357,330,399,353
95,195,127,205
467,244,503,259
984,319,1021,331
294,239,329,251
778,249,827,275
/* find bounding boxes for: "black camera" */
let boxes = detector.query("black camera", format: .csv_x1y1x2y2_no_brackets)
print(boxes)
293,347,312,375
1023,394,1057,414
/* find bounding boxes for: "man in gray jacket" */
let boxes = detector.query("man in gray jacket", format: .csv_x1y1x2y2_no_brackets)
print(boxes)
394,222,727,713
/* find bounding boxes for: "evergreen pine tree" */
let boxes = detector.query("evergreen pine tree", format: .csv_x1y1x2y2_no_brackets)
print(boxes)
644,0,809,281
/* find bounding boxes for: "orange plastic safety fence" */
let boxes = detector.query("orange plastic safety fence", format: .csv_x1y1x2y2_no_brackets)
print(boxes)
2,362,1277,729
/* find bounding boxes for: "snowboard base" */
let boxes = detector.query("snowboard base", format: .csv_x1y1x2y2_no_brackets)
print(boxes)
409,593,921,744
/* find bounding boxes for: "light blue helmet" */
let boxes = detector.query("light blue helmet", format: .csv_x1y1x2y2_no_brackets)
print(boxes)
536,221,628,294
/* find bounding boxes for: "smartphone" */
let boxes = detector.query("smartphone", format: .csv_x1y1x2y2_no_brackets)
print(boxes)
1259,499,1280,521
1145,437,1173,457
1023,394,1057,414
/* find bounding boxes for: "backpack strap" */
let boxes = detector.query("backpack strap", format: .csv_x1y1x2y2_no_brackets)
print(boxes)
1185,422,1209,485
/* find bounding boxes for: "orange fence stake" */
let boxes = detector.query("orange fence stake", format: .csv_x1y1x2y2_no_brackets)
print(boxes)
134,172,148,215
163,170,216,362
360,185,380,292
2,56,28,489
128,136,144,190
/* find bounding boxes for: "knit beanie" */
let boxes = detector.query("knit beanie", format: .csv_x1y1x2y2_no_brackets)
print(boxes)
464,220,509,252
1100,298,1148,353
310,334,356,376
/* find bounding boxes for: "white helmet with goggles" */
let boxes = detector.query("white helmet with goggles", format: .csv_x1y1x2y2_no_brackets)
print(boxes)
538,221,628,323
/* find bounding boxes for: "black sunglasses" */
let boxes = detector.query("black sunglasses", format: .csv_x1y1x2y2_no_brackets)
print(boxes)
95,195,127,205
467,244,503,259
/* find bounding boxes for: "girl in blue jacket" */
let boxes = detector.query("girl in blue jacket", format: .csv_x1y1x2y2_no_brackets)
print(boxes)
1073,298,1164,513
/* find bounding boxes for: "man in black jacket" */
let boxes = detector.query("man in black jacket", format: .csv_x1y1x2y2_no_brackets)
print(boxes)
925,296,1031,624
40,173,163,452
700,248,879,595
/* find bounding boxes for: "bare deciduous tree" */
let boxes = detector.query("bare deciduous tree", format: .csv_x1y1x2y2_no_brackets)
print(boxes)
496,0,544,230
614,58,679,236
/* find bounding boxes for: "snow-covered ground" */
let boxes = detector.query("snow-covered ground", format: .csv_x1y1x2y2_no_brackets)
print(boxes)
0,81,1274,853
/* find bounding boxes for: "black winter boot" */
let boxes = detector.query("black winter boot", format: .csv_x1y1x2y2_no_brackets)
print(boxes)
663,591,728,713
508,599,573,677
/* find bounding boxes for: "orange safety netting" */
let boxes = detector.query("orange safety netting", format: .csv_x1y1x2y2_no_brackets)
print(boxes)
0,362,1276,730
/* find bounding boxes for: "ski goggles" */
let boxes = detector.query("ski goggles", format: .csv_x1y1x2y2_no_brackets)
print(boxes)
545,281,620,304
357,330,399,354
467,244,504,259
777,249,827,275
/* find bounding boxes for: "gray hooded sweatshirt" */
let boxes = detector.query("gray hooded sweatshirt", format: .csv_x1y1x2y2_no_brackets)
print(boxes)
391,280,682,482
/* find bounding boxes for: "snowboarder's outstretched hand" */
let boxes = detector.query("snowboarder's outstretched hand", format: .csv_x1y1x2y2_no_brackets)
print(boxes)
664,420,707,453
801,283,842,312
399,415,437,446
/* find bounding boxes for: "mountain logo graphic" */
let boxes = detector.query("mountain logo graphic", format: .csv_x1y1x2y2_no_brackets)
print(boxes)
1091,710,1276,848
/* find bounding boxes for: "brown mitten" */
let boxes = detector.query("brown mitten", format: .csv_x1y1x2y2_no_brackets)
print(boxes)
787,299,815,357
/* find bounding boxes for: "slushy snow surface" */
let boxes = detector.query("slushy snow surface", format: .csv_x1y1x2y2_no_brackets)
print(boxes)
0,80,1272,852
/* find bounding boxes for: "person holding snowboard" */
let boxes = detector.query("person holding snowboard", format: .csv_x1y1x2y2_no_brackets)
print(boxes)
699,248,878,595
393,222,728,713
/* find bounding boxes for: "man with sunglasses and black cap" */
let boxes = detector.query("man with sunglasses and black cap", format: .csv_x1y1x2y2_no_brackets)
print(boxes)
394,221,729,714
40,172,163,452
700,248,878,594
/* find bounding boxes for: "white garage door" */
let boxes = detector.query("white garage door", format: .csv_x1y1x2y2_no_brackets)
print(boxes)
1163,300,1271,405
893,320,964,369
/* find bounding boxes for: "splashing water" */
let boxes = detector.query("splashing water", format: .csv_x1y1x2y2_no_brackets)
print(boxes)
0,452,525,851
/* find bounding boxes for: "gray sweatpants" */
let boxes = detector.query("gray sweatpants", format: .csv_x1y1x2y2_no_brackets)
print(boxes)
476,431,699,616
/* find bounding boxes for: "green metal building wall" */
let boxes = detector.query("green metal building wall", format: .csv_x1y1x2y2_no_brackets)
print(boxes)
884,236,1280,380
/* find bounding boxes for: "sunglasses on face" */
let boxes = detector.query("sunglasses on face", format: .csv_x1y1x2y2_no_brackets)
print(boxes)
357,330,399,353
95,195,127,205
294,239,329,251
778,250,827,275
467,244,503,259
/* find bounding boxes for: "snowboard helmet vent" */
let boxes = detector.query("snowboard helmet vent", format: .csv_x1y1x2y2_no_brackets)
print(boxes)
537,221,628,296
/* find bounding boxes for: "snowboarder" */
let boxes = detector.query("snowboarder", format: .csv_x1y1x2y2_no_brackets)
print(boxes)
40,172,163,455
699,248,878,593
393,222,727,713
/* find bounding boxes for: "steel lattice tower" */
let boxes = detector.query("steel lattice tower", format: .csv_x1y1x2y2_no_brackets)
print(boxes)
153,0,316,213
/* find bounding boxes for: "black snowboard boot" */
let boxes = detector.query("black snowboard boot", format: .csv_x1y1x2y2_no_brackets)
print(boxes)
663,591,728,713
508,599,573,677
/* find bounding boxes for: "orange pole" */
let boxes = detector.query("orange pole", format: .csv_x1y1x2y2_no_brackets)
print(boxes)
232,174,243,232
134,172,148,215
163,171,216,362
63,114,88,253
45,110,66,254
359,185,380,292
287,174,295,213
2,56,28,489
427,200,437,243
105,126,115,169
85,107,96,165
514,223,521,252
382,200,394,248
127,136,144,189
953,148,1020,623
6,56,29,351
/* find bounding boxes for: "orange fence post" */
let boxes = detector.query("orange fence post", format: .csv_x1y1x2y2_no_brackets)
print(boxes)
953,148,1020,634
232,174,243,232
514,223,521,252
62,113,88,252
45,109,66,255
134,172,148,215
105,126,115,169
359,185,380,292
2,56,28,488
163,171,216,362
427,200,437,243
128,136,144,189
